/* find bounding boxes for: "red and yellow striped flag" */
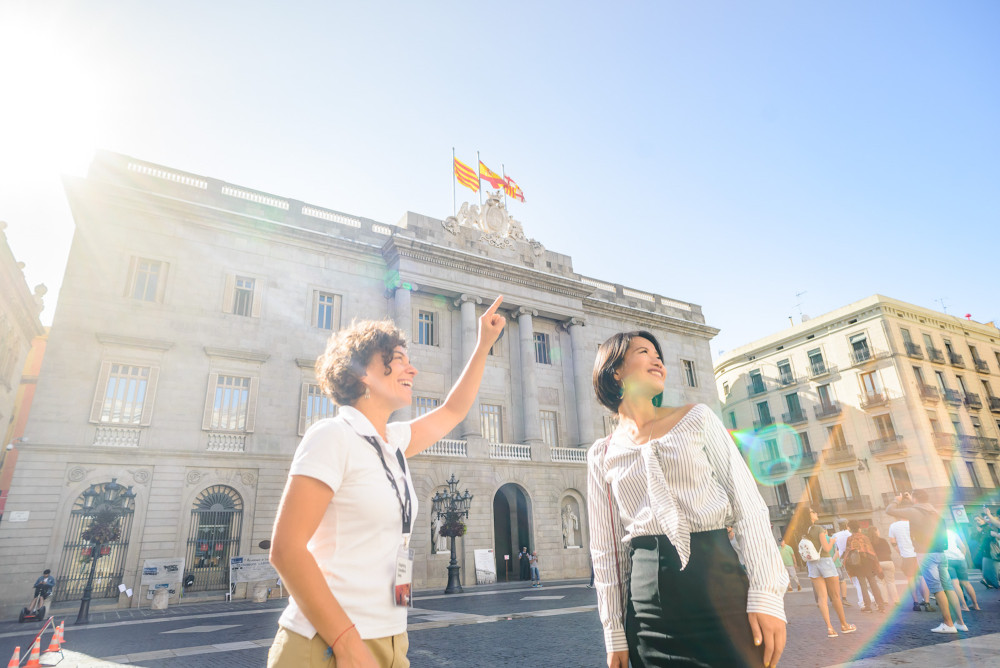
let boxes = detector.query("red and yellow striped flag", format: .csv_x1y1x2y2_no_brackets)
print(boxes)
454,157,479,192
479,161,505,189
503,175,525,203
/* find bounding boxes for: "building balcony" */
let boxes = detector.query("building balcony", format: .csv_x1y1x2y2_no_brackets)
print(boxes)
93,425,143,448
747,383,767,397
820,495,872,514
978,437,1000,457
850,348,889,366
778,374,798,387
927,346,945,363
904,342,923,359
918,384,940,403
964,392,983,410
767,504,795,519
859,392,888,409
974,358,990,374
814,402,842,420
550,447,587,464
958,435,982,454
821,444,856,464
420,439,468,457
943,388,963,405
795,451,819,468
989,396,1000,413
753,416,776,430
490,442,531,461
207,431,247,452
781,410,808,425
948,352,965,368
933,431,957,453
869,435,906,457
756,459,790,478
809,362,837,379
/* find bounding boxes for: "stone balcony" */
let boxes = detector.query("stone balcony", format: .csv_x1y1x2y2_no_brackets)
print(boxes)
767,504,795,519
927,346,945,363
948,352,965,368
93,425,143,447
781,410,807,425
904,342,923,359
820,495,872,514
859,392,888,409
821,444,856,464
918,384,940,403
868,435,906,457
964,392,983,410
933,431,957,453
975,358,990,373
814,402,842,420
206,431,247,452
421,439,468,457
943,388,963,405
990,396,1000,413
489,442,532,461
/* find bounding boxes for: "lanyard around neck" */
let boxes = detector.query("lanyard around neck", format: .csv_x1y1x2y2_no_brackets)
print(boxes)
361,435,413,535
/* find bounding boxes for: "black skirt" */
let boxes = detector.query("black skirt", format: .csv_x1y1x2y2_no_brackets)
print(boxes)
626,531,764,668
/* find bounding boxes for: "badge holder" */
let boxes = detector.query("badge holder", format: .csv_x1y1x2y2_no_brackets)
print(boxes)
394,534,414,607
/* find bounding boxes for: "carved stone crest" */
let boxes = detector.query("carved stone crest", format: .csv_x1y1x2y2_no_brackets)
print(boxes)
186,470,203,486
129,469,151,485
67,466,91,483
443,191,544,255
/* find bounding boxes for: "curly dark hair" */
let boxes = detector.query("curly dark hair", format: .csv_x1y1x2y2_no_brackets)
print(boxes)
315,319,407,406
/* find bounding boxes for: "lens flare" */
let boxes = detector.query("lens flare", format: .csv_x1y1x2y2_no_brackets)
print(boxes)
732,423,805,487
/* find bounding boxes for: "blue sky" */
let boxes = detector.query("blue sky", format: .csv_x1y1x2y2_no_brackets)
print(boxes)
1,1,997,359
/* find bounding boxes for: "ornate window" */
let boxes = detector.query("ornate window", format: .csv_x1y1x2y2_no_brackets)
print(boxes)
185,486,243,592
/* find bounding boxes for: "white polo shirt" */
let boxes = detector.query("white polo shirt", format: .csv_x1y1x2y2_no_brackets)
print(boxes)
277,406,417,640
888,520,916,558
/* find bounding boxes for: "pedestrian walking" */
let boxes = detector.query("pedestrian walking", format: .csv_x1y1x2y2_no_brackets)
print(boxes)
888,517,933,611
799,513,855,639
974,510,1000,589
529,551,541,587
779,538,802,592
887,491,967,634
865,526,899,605
266,299,506,668
945,529,980,611
831,520,864,608
843,520,885,613
518,547,531,581
588,331,787,668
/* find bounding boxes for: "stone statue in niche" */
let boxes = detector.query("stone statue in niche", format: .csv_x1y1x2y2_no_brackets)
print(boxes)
431,514,448,554
561,503,580,548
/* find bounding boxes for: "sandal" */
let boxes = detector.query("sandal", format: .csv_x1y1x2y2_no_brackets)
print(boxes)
827,628,839,638
841,624,857,634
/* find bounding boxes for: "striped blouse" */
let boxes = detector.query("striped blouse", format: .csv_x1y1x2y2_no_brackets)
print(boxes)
587,403,788,653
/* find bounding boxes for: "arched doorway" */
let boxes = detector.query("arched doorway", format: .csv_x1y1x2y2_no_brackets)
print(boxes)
184,485,243,592
493,483,532,580
53,481,136,602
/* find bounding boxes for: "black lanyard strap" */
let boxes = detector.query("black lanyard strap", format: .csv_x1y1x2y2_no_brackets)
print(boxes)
362,435,412,535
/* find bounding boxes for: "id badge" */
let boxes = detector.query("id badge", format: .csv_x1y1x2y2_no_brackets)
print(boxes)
393,544,414,607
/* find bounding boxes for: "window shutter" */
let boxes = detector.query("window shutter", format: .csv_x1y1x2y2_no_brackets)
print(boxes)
245,376,260,432
222,275,235,314
202,373,219,430
310,291,320,327
298,382,310,436
333,294,342,331
140,366,160,426
156,262,169,303
250,280,264,318
90,361,113,423
124,257,138,297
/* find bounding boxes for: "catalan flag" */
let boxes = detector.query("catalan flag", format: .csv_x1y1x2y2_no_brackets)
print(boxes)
454,157,479,192
479,160,506,190
504,175,526,203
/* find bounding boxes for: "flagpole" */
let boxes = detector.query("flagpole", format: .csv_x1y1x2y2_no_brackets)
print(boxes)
452,147,456,216
477,150,482,207
501,163,509,210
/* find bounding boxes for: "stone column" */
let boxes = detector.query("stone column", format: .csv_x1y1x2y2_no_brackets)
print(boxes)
517,307,542,448
456,294,482,441
566,318,595,447
393,284,413,422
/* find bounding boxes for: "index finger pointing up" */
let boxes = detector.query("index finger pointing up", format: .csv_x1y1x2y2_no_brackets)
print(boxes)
485,295,503,315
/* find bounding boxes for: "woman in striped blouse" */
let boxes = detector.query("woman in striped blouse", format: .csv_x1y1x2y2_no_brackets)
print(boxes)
588,331,788,668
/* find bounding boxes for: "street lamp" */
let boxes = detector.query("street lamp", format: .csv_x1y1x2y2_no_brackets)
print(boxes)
431,474,473,594
75,478,136,624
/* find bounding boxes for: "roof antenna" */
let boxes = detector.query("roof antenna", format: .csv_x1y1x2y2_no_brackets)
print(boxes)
935,297,949,315
793,290,807,322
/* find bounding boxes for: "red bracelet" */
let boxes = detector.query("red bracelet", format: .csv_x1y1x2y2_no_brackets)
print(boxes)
331,623,356,650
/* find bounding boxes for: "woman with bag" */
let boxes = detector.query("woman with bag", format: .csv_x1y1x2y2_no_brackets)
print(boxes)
587,331,788,668
267,297,506,668
801,509,855,639
843,520,885,613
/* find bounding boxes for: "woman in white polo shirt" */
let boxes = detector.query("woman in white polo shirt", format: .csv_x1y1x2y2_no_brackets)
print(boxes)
267,297,505,668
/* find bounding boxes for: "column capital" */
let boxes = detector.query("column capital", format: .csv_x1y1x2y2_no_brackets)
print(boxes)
561,317,586,330
384,280,419,299
516,306,538,319
454,294,483,308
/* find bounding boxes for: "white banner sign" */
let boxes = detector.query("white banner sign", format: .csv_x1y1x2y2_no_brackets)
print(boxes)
474,549,497,585
230,554,279,583
140,558,185,586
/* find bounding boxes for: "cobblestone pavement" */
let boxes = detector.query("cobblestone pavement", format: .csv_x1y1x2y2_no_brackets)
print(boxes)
1,575,998,667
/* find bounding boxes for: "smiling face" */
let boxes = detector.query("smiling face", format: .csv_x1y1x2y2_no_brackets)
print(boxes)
361,345,416,412
613,337,666,399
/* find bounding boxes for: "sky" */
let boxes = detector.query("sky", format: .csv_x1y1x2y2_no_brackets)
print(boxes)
1,1,998,361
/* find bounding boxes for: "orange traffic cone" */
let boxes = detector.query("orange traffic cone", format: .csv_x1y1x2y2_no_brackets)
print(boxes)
24,637,41,668
45,624,62,653
6,647,19,668
58,620,66,645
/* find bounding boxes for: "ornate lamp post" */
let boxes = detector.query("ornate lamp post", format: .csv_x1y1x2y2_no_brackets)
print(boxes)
431,474,473,594
76,478,136,624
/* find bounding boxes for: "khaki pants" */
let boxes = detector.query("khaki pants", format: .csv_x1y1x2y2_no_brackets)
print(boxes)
878,559,900,604
267,626,409,668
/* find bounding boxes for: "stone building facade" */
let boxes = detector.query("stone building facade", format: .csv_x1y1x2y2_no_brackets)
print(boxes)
0,221,46,518
0,152,719,615
714,295,1000,542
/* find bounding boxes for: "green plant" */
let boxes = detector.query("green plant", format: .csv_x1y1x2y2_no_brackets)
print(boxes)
81,507,122,547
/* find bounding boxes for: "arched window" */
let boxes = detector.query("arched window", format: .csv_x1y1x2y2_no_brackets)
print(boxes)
184,485,243,592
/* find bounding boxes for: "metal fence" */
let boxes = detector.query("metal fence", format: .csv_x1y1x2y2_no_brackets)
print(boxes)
184,485,243,592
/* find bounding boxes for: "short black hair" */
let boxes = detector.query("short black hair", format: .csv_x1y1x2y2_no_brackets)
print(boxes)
593,331,664,413
43,569,50,575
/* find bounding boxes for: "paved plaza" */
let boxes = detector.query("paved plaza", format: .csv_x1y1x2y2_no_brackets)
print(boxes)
2,573,999,667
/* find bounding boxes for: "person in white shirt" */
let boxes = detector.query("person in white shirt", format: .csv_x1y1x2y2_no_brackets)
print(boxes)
831,521,865,608
588,331,787,668
888,519,933,612
267,298,505,668
945,529,980,611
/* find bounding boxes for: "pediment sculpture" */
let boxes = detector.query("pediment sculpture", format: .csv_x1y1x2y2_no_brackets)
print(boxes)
443,191,544,256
